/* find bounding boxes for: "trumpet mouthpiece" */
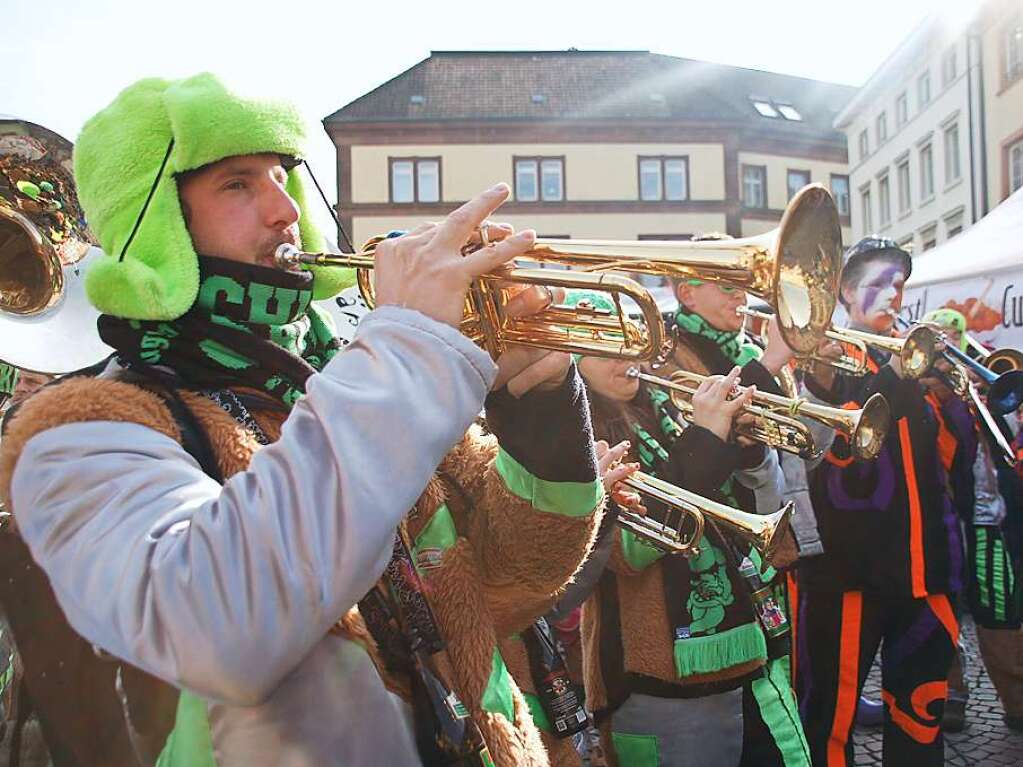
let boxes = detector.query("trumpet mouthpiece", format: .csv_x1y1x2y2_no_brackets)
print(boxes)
274,243,302,268
626,367,640,378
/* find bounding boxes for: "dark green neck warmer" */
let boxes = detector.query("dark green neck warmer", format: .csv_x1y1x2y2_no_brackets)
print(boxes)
98,256,340,407
674,307,762,366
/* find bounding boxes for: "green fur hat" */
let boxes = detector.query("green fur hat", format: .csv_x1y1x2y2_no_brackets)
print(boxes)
75,73,353,320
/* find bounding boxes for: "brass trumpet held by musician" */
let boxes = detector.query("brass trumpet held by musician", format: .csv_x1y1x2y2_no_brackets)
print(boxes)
616,468,795,566
275,183,844,363
629,367,890,462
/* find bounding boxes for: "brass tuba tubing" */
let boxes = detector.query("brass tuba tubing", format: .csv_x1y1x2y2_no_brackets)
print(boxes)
275,244,669,362
618,470,794,566
630,369,891,461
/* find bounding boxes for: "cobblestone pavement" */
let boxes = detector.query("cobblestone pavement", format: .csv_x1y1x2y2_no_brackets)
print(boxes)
853,616,1023,766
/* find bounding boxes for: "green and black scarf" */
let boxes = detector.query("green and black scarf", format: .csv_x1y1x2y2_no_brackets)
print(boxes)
674,307,762,366
625,385,767,676
98,256,341,407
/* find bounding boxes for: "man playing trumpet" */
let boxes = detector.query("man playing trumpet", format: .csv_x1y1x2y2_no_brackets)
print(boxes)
0,73,618,767
795,237,972,766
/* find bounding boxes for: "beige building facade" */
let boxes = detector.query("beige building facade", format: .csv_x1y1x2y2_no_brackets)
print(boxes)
324,51,854,253
834,2,1023,259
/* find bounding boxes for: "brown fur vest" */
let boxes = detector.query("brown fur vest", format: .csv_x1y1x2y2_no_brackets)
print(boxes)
0,377,604,767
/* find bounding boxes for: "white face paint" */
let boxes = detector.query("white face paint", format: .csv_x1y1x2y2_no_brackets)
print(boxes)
844,260,906,334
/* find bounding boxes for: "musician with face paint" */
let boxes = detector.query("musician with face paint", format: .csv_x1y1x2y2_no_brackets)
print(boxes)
793,237,973,767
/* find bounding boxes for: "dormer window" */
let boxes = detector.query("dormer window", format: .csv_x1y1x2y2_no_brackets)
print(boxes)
777,104,802,121
752,99,780,118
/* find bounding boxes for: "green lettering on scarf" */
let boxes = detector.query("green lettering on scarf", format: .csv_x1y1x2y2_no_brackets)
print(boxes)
248,284,308,325
198,274,246,312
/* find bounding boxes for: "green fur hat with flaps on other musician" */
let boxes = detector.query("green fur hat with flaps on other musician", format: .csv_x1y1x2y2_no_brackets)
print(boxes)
922,308,968,352
74,72,354,321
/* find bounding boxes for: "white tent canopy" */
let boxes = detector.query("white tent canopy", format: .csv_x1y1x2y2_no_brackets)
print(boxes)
907,187,1023,288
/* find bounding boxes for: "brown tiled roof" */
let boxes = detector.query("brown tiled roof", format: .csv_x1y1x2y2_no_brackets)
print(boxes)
324,50,856,139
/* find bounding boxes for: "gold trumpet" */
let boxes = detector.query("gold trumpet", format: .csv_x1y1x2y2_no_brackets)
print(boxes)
629,369,891,461
618,470,794,566
276,183,842,359
276,242,667,361
739,306,871,376
739,306,945,382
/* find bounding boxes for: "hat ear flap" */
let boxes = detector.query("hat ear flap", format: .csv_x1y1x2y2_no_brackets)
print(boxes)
286,169,355,299
84,173,200,320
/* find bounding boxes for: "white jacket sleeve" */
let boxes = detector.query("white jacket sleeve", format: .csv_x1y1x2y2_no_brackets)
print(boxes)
11,306,496,705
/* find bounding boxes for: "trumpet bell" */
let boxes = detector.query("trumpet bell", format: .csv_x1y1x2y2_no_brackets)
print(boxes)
900,325,942,379
853,393,891,461
755,503,795,568
772,184,843,356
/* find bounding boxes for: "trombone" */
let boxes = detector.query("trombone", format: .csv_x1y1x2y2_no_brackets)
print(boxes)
629,368,891,461
275,183,843,360
962,334,1023,376
616,470,794,566
895,317,1021,466
895,317,1023,416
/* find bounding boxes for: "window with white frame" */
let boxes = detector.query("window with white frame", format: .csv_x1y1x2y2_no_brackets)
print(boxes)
918,71,932,108
515,157,564,202
942,49,957,87
877,112,888,145
878,174,891,227
417,160,439,202
896,93,908,128
944,122,962,184
920,143,935,199
1007,20,1023,83
540,159,563,200
1011,139,1023,194
861,186,873,233
742,165,767,209
831,174,851,217
787,169,811,200
389,157,440,203
897,159,911,214
859,129,870,161
638,156,689,201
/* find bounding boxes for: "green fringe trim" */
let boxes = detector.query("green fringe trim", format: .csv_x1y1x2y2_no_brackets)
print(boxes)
673,621,767,678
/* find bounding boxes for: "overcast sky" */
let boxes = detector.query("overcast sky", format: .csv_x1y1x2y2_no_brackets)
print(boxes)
5,0,979,232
